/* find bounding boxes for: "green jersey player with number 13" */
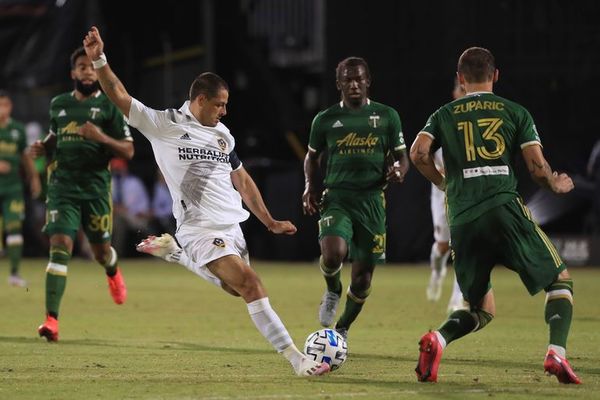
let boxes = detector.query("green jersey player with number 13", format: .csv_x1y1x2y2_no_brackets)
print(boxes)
410,47,580,384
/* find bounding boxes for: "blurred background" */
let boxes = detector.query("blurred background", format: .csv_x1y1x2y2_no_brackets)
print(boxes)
1,0,599,264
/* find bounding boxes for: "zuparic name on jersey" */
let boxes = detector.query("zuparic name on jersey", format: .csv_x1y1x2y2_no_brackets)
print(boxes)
453,100,505,114
178,147,229,162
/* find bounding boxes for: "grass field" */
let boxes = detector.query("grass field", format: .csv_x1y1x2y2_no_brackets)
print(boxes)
0,258,598,399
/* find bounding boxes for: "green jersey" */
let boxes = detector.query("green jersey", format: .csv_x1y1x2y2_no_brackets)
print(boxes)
421,91,541,226
48,91,132,199
0,118,27,196
309,100,405,191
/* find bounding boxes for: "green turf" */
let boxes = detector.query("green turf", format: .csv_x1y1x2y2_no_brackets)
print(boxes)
0,258,598,399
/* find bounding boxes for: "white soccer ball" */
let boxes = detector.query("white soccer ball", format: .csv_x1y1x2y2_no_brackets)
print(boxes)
303,328,348,371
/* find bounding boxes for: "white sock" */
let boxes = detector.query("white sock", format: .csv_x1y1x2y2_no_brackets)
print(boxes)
247,297,294,353
166,248,191,266
548,344,566,358
450,274,463,303
434,331,447,349
430,243,450,276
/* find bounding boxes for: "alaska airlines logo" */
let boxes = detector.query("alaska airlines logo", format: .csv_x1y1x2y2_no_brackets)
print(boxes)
0,141,17,154
60,121,80,134
178,147,229,162
336,132,379,148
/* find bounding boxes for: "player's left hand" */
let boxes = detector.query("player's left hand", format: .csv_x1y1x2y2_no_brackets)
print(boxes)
77,121,106,143
83,26,104,61
0,160,11,174
386,160,405,183
267,220,297,235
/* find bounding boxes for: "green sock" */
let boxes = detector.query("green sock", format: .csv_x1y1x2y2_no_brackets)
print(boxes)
336,286,370,330
545,279,573,349
319,256,342,295
438,308,494,345
46,245,71,318
102,246,118,276
7,244,22,275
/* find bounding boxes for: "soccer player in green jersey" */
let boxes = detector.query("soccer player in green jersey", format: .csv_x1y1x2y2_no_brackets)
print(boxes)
30,47,134,342
411,47,580,384
0,90,41,287
302,57,409,339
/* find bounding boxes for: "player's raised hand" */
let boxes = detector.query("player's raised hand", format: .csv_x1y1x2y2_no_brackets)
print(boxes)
29,140,46,158
83,26,104,60
267,220,298,235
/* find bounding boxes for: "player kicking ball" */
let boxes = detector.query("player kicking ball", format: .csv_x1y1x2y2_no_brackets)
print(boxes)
83,26,328,377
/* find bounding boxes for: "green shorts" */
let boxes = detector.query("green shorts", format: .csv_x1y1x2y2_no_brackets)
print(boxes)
43,192,112,244
318,189,386,264
0,191,25,232
450,197,565,305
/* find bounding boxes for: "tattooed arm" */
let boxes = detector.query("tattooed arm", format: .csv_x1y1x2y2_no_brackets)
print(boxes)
522,144,574,193
410,133,445,190
83,26,132,117
231,166,297,235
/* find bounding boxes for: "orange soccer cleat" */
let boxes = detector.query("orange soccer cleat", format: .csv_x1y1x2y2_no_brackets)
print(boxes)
415,331,444,382
107,267,127,305
38,315,59,342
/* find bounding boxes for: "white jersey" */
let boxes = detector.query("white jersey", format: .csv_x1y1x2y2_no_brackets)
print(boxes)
128,98,250,229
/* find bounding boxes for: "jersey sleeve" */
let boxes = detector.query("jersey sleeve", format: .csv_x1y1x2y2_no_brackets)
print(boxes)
419,110,442,152
48,100,58,136
517,108,542,149
127,97,170,140
105,102,133,142
307,111,326,153
388,108,406,151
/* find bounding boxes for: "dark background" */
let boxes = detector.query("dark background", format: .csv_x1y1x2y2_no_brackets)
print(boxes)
1,0,598,261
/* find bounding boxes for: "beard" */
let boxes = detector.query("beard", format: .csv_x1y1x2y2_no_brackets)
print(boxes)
74,79,100,96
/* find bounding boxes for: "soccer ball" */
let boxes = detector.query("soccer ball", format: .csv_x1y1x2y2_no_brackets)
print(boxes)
303,328,348,371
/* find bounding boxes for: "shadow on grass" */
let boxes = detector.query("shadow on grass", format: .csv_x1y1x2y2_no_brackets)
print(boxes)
0,336,272,356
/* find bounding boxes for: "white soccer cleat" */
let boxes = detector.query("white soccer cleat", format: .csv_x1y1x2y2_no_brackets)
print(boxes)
296,357,331,377
319,291,341,327
136,233,180,261
8,274,27,287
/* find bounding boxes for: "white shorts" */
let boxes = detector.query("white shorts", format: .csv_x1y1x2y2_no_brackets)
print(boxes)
430,184,450,243
175,223,250,288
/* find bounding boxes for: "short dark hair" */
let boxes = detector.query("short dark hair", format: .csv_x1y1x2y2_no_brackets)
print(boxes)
188,72,229,101
336,57,371,82
70,46,87,70
457,47,496,83
0,89,10,99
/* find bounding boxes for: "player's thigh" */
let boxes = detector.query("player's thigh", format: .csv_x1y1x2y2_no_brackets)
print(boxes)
1,192,25,232
207,254,262,291
349,194,386,265
451,218,496,305
499,199,566,295
43,194,81,240
80,194,112,244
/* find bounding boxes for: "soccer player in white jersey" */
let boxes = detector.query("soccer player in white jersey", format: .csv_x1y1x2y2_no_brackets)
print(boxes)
426,79,466,313
83,26,329,377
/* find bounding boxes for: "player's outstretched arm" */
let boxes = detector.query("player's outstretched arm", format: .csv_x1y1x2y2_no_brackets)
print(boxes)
410,133,445,190
231,166,297,235
302,149,320,215
83,26,132,118
522,144,574,194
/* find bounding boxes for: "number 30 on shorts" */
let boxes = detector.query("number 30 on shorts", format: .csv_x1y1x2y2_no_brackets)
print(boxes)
88,214,111,232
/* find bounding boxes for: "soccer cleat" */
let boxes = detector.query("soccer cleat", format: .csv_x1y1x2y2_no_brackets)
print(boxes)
38,315,59,342
416,331,443,382
107,268,127,305
334,326,348,342
319,291,341,327
136,233,180,261
8,274,27,287
296,357,331,377
544,350,581,384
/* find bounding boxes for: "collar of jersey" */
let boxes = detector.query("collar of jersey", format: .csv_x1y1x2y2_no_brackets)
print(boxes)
179,100,203,125
339,98,371,108
464,91,494,97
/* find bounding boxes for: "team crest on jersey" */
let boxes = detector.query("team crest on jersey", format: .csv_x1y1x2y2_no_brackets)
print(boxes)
217,138,227,151
213,238,225,248
90,107,101,119
368,114,380,128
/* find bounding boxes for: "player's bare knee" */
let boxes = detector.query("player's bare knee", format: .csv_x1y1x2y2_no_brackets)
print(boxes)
221,282,241,297
321,252,344,270
437,241,450,254
236,270,265,301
